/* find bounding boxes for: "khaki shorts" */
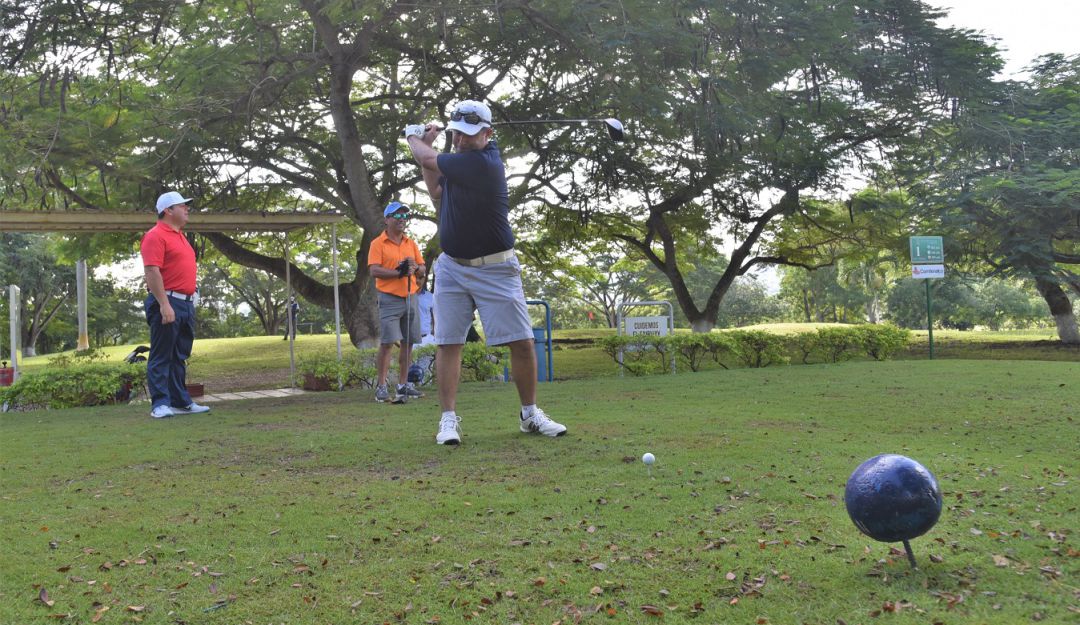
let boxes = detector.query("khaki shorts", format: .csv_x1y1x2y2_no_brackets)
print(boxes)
377,291,421,345
433,252,533,346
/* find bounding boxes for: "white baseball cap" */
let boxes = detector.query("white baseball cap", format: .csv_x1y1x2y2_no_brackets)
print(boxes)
156,191,193,214
446,100,492,136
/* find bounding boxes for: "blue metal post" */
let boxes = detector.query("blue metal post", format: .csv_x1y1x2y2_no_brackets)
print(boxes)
526,300,553,382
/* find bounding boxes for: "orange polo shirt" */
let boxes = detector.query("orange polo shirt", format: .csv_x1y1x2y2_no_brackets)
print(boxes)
367,232,423,298
140,221,197,294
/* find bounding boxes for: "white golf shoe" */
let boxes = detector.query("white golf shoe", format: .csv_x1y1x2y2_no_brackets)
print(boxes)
436,413,461,445
519,407,566,437
173,402,211,414
150,405,176,419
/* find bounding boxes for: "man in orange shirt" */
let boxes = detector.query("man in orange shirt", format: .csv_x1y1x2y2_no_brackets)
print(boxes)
140,191,211,419
368,201,427,402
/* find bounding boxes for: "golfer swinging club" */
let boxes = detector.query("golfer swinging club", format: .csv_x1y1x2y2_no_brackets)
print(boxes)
404,100,567,445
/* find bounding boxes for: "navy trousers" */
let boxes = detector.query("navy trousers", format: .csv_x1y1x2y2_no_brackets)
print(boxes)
144,294,195,410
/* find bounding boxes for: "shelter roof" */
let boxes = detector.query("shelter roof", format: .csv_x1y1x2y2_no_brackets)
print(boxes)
0,210,346,233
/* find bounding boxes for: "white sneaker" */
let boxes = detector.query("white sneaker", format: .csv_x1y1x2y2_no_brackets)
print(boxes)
436,414,461,445
151,405,176,419
519,407,566,437
173,402,211,414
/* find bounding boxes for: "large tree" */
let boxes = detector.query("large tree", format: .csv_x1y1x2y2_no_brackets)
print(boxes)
905,54,1080,343
522,0,1001,331
0,234,76,357
1,0,621,346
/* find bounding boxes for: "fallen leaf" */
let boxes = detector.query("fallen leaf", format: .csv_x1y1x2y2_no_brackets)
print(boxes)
532,577,546,586
56,565,71,573
725,572,736,581
590,562,607,571
39,587,55,607
126,606,145,612
640,604,664,616
590,586,603,596
992,555,1009,567
91,606,109,623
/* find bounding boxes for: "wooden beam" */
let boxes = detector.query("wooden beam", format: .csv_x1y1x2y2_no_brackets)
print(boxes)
0,211,347,233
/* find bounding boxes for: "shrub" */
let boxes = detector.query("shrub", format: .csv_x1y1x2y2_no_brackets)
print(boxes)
815,327,861,363
669,333,711,372
670,333,734,372
461,343,509,381
597,335,672,376
789,332,820,364
0,362,147,411
296,349,378,390
727,330,789,368
855,324,912,360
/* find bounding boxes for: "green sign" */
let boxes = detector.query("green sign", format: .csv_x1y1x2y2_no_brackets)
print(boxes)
910,236,944,264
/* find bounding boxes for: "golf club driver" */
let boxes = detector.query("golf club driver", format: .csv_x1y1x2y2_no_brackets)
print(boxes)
492,118,625,142
401,117,625,141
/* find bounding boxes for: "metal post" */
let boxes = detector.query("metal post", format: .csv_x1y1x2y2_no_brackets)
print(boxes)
76,260,89,351
332,223,343,390
925,280,934,360
8,285,20,381
285,238,295,387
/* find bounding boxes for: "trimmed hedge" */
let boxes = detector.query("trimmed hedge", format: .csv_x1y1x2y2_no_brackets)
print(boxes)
598,324,911,373
1,362,148,411
295,343,511,389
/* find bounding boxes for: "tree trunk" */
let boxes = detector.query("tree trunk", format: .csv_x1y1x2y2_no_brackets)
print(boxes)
202,232,380,347
1034,276,1080,344
801,289,811,322
690,318,715,333
866,293,880,324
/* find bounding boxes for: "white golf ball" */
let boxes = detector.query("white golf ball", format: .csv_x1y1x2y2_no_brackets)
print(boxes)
642,453,655,465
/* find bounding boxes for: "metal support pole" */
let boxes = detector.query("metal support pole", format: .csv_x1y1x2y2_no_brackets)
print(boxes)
285,238,295,387
8,285,20,381
76,260,89,351
925,280,934,360
332,223,343,390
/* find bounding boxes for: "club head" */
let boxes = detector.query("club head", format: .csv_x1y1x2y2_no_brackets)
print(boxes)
603,118,625,142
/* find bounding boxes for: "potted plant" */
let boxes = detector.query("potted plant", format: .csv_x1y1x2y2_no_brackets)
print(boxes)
297,352,348,391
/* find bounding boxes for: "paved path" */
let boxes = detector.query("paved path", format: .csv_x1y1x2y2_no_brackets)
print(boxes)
194,388,308,403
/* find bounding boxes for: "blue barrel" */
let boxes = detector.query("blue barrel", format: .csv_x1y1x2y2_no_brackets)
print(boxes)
533,328,549,381
527,300,553,382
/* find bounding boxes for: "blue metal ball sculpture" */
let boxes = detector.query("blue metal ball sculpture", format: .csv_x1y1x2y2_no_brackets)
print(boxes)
845,454,942,567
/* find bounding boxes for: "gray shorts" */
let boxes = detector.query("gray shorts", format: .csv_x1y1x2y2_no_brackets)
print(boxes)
433,252,533,346
378,291,421,345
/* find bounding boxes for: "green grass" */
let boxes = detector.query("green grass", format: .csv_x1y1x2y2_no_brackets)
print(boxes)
2,360,1078,624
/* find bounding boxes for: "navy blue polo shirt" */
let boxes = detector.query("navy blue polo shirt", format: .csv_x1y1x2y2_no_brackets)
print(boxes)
436,141,514,259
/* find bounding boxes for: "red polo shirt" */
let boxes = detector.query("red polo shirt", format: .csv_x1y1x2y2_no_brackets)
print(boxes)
140,221,197,294
367,232,423,298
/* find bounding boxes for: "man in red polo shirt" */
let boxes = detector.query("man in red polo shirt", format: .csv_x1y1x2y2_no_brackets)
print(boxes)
368,201,426,403
140,191,211,419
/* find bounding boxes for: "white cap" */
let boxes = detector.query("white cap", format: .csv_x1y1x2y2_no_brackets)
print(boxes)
156,191,193,214
446,100,492,136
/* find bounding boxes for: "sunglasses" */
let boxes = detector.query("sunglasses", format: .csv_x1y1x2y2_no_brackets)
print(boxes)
450,110,490,125
389,212,410,220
